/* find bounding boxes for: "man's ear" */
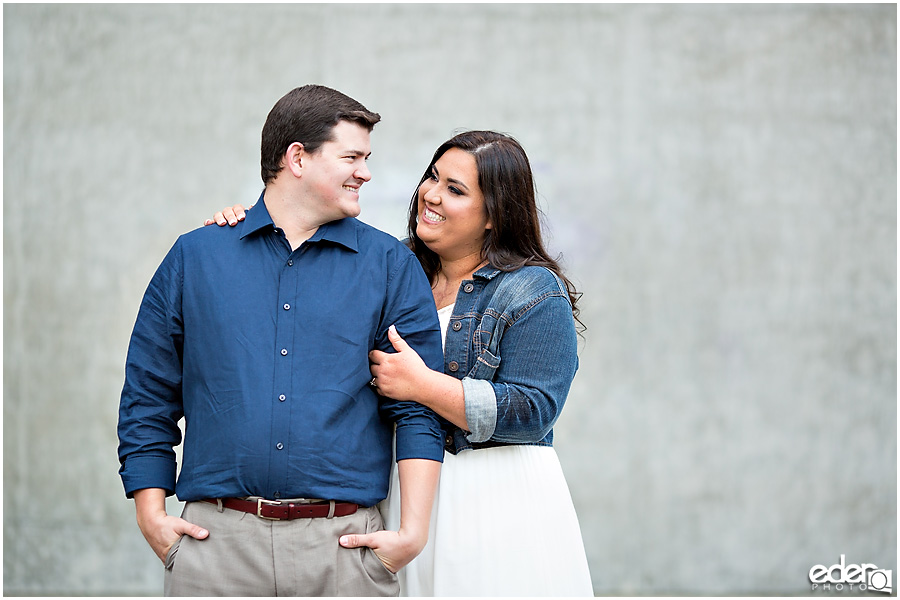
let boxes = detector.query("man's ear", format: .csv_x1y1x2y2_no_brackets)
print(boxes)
284,142,305,178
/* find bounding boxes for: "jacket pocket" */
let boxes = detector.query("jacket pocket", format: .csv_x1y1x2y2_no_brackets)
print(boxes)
466,348,501,380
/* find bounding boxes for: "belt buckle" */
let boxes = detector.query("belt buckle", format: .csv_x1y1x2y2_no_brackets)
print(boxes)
256,498,283,520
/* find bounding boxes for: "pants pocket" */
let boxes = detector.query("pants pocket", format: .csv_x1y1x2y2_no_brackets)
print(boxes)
360,508,400,586
164,535,185,571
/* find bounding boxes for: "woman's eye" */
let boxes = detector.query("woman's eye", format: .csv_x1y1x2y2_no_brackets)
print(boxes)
449,186,462,195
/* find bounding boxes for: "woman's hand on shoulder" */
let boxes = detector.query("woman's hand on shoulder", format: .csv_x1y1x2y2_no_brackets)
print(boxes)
203,204,249,227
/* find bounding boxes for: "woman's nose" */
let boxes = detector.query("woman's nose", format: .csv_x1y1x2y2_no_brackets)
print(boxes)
423,185,440,204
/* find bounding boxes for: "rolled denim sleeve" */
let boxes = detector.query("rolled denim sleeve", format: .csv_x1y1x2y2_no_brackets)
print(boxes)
462,378,498,442
476,293,578,444
376,251,445,462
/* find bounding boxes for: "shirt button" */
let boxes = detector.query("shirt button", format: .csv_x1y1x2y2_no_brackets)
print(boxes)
276,443,284,450
273,491,281,499
281,348,288,356
278,394,286,402
448,361,459,372
463,283,474,293
287,259,293,266
283,303,291,310
452,321,462,331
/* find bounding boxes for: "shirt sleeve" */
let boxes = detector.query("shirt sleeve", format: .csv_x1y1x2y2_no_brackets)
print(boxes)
464,292,578,444
375,252,445,463
117,240,186,498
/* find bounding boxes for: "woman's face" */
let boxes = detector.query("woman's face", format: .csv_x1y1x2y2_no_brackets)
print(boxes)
416,148,492,261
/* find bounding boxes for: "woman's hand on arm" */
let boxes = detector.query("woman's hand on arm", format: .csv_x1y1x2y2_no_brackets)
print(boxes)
203,204,248,227
369,325,468,430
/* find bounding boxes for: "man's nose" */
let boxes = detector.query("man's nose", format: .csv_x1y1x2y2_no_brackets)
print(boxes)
355,162,371,182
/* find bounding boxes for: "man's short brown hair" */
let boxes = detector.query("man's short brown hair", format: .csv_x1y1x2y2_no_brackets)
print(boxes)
260,85,381,184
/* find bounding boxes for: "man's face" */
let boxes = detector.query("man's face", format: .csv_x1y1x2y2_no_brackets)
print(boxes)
300,120,372,221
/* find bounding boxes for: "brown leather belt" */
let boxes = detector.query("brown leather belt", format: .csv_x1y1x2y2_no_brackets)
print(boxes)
204,498,358,520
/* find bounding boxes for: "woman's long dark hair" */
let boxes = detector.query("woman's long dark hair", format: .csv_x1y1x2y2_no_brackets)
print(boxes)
406,130,582,327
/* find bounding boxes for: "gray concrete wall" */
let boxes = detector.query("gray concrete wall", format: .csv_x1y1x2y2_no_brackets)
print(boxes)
4,4,895,596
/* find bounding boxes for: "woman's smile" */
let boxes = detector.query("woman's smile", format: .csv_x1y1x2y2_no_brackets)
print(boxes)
422,206,446,223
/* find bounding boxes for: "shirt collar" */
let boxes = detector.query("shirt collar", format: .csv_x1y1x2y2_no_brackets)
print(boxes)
240,190,359,253
307,217,360,253
240,191,275,239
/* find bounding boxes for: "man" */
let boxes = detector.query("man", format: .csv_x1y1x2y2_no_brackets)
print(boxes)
117,85,444,596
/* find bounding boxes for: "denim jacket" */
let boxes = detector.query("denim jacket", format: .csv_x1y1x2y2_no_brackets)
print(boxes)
442,264,579,454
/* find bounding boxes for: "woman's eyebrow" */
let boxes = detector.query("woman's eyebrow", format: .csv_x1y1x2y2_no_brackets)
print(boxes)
432,166,470,192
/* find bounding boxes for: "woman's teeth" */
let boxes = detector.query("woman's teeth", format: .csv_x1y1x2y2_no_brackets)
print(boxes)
424,207,445,222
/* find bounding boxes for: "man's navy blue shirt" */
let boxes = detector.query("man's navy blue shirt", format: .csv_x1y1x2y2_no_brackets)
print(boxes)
118,195,444,506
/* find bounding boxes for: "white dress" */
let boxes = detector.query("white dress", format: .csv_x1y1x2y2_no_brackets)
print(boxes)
379,303,594,596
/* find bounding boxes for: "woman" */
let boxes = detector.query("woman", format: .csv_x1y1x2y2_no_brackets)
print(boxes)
208,131,593,596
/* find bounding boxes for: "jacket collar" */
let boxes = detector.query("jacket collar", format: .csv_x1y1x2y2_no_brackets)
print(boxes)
474,264,503,280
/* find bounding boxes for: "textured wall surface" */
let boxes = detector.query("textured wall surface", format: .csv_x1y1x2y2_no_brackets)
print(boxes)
4,4,895,596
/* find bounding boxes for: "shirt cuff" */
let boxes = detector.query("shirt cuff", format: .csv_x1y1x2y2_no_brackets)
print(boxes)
120,454,178,499
394,421,445,463
463,378,497,443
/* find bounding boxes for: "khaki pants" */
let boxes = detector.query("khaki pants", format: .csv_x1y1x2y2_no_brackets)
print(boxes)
164,500,399,597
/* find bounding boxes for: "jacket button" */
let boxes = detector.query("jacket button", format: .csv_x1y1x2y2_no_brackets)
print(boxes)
463,283,474,293
445,435,453,445
452,321,462,331
448,361,459,372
